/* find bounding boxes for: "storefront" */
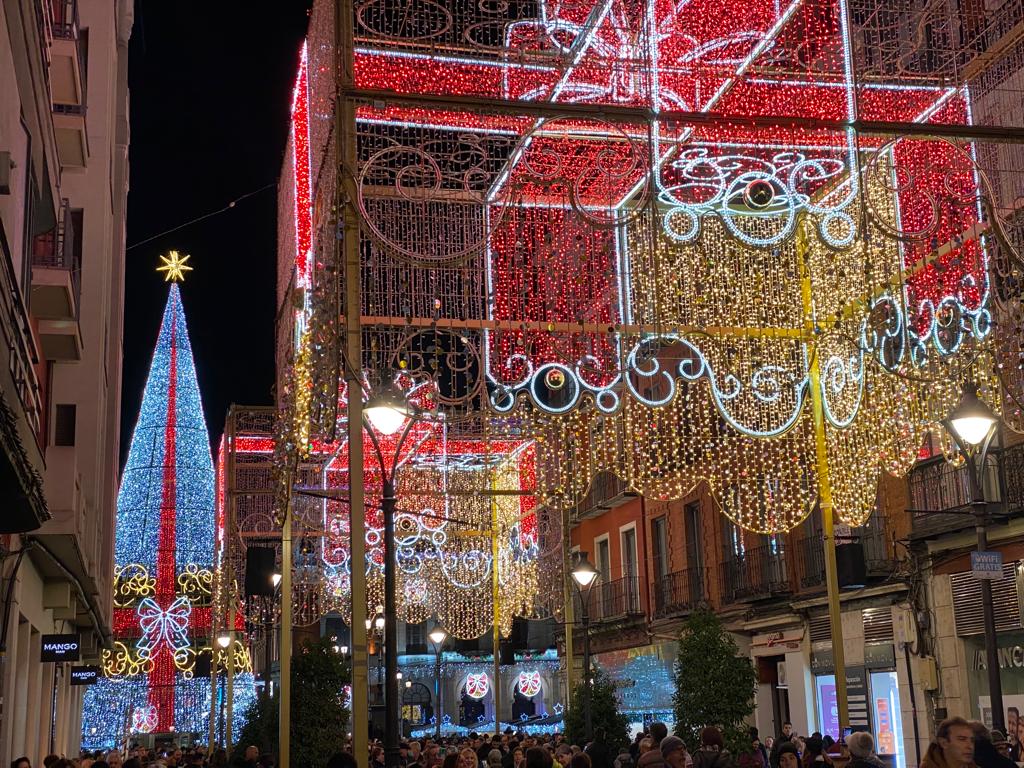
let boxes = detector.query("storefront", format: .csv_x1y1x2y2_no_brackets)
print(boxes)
964,630,1024,739
595,642,677,735
811,644,906,768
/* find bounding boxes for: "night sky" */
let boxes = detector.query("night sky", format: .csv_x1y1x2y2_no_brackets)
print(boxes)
122,0,313,462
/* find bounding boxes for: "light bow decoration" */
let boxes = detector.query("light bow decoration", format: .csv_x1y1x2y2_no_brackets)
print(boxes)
276,0,1024,622
466,672,490,700
517,670,543,698
81,284,256,748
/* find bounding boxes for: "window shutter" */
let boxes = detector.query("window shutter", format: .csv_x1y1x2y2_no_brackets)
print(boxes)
951,563,1022,636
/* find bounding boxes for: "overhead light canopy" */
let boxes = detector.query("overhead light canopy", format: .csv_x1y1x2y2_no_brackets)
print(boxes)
571,553,599,590
428,627,448,645
949,384,998,447
364,378,410,436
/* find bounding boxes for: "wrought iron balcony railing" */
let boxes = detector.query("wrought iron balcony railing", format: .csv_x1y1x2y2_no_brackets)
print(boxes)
719,543,791,604
652,567,706,619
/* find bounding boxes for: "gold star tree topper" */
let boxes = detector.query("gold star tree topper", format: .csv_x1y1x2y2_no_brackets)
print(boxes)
156,250,194,282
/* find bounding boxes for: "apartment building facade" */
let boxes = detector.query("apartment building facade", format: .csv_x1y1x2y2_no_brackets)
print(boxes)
0,0,130,756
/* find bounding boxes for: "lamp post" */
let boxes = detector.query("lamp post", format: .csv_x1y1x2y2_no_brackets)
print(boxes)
263,572,282,701
216,632,231,747
428,626,448,740
364,374,421,768
944,383,1004,733
570,553,599,743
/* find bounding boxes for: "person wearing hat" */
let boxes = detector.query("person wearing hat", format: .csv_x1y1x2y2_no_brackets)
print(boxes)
970,721,1015,768
846,732,884,768
774,743,799,768
990,731,1010,760
661,737,689,768
801,736,832,768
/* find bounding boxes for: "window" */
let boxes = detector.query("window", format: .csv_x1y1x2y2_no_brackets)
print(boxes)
621,526,638,582
723,516,745,558
54,404,76,446
621,525,639,611
405,621,425,653
684,502,701,571
595,537,610,584
651,516,669,582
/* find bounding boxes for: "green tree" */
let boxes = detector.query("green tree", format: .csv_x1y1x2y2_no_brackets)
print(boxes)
564,666,630,749
673,609,757,754
234,637,350,768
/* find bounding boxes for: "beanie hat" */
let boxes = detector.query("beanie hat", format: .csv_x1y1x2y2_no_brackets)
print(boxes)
846,732,874,759
661,737,687,760
775,743,799,761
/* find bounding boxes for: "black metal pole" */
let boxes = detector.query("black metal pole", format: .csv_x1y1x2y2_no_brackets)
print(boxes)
967,437,1005,733
383,478,401,768
435,646,442,740
264,609,273,701
582,603,592,743
902,642,922,768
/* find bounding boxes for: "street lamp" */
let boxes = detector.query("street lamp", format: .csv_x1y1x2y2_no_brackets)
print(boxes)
364,378,410,436
216,632,232,649
362,374,425,768
271,572,282,588
945,383,1004,732
570,552,600,743
428,626,448,739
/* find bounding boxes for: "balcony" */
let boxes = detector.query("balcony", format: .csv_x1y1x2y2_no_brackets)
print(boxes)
590,575,643,622
798,514,895,589
719,543,791,604
49,0,85,103
652,567,706,620
572,472,637,522
908,444,1024,538
31,199,82,360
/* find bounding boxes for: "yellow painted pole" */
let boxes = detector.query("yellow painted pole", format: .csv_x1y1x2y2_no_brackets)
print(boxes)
279,470,293,768
798,221,849,731
492,487,501,736
339,0,369,760
562,513,575,713
227,605,236,748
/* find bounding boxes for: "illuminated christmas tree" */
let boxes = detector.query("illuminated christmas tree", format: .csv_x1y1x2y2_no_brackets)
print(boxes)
83,256,255,748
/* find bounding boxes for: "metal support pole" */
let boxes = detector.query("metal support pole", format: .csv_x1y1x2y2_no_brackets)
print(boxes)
562,525,575,714
434,647,442,740
227,607,236,748
339,0,369,760
383,479,401,768
264,608,273,700
491,492,501,736
799,222,849,730
582,604,592,742
968,436,1005,733
279,471,293,768
208,597,218,751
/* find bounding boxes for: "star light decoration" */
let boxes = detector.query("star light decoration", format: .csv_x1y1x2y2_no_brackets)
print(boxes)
156,250,194,283
82,280,255,748
277,0,1019,630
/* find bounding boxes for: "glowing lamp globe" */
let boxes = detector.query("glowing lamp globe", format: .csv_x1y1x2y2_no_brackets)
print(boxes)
571,554,599,590
429,627,448,645
949,386,998,447
364,380,410,435
271,572,282,588
216,633,231,649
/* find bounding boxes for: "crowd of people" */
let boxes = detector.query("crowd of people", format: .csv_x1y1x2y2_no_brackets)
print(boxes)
14,713,1018,768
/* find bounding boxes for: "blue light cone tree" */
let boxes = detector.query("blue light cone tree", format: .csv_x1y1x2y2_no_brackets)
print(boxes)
82,283,255,749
